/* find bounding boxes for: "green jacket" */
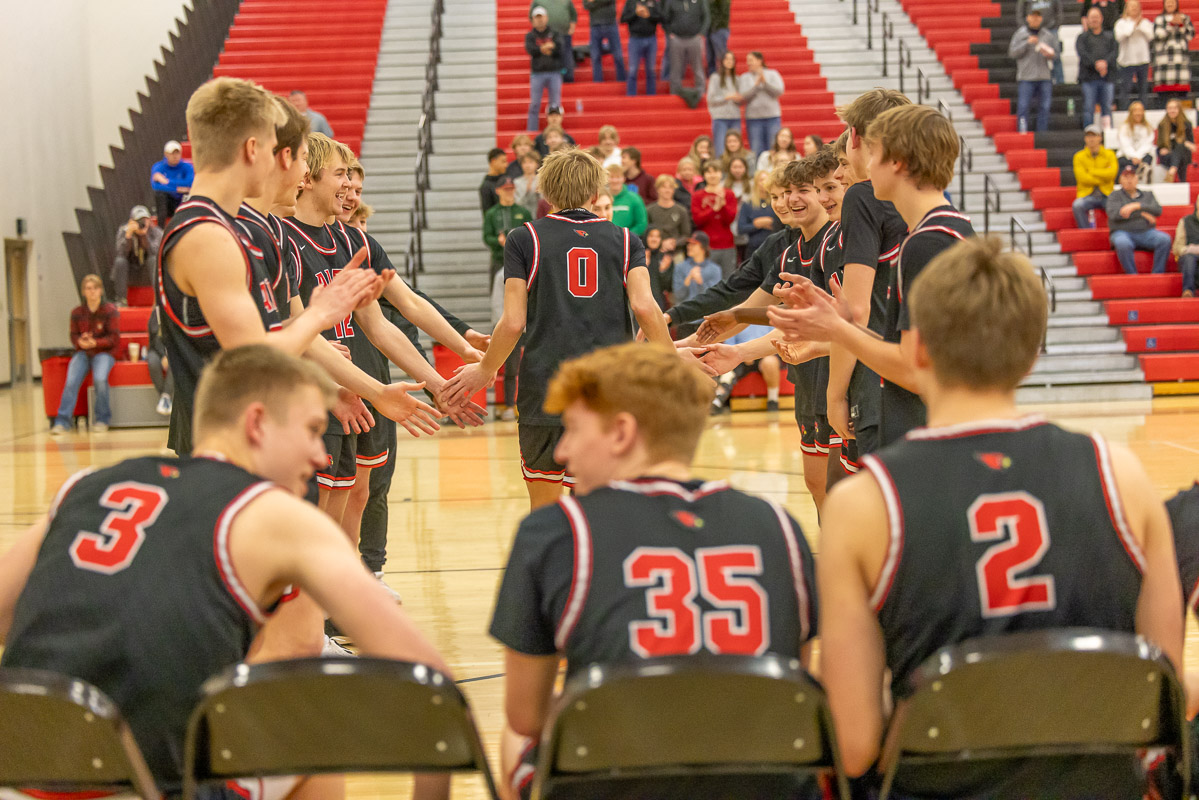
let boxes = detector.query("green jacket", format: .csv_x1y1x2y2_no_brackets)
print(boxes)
611,186,648,236
710,0,730,29
483,202,533,264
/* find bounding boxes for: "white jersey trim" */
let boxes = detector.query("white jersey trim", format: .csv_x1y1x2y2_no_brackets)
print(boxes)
861,454,904,611
213,481,280,625
767,499,811,643
554,496,593,650
1090,433,1148,573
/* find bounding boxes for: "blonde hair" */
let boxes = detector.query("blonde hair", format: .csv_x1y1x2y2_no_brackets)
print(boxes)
1122,101,1151,135
606,163,625,179
539,148,606,210
511,133,534,151
80,273,103,292
194,345,337,439
654,174,678,193
351,202,373,224
544,343,715,462
833,130,850,156
838,88,912,137
347,159,366,181
864,104,959,191
908,237,1046,392
751,169,772,204
597,124,620,144
305,133,356,183
186,77,283,171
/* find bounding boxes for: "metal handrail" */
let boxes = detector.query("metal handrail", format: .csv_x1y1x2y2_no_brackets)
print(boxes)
916,67,930,105
897,39,912,94
937,98,952,121
866,0,879,49
982,173,1001,233
1010,215,1055,353
958,135,972,212
406,0,446,287
881,13,894,76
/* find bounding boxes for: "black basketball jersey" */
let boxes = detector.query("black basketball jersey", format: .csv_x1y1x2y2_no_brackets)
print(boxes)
489,477,817,675
237,203,298,315
1167,483,1199,612
1,456,282,795
503,208,647,425
157,197,283,455
813,222,844,419
863,417,1144,695
880,206,975,448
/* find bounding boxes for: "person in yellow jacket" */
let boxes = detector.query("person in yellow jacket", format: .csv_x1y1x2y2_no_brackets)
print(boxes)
1073,123,1119,227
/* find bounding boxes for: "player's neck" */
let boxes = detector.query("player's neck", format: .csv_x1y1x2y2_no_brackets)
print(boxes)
893,185,951,231
188,170,249,216
924,385,1021,429
244,194,269,215
799,212,829,240
619,459,692,484
293,197,330,227
192,435,254,475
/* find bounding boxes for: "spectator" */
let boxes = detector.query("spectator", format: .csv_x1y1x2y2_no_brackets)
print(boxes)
1077,7,1118,128
287,90,333,137
349,201,373,231
725,155,752,203
644,227,674,308
1009,4,1057,133
1082,0,1124,29
707,51,743,154
757,126,798,172
648,174,692,255
737,169,780,259
710,326,783,412
596,124,623,168
506,134,536,178
1157,97,1196,182
720,129,755,174
675,155,703,199
737,51,785,154
1172,194,1199,297
621,146,656,201
1073,123,1118,228
689,134,714,164
706,0,731,74
585,0,626,82
1018,0,1066,82
691,160,738,276
483,177,534,421
110,205,161,307
513,150,542,211
803,134,824,155
1153,0,1194,102
672,232,722,332
592,186,615,220
534,106,577,155
622,0,661,96
1114,0,1152,110
1117,100,1155,179
526,9,565,132
480,147,509,212
607,164,648,235
1107,164,1171,275
531,0,576,82
146,306,172,417
149,140,193,225
50,274,119,435
539,124,569,158
663,0,710,105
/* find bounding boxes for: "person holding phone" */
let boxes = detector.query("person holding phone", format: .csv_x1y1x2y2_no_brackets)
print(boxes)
110,205,162,307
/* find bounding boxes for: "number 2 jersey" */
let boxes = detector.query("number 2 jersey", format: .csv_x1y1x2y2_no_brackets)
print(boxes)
1,456,283,795
489,477,818,675
503,209,646,425
861,416,1144,695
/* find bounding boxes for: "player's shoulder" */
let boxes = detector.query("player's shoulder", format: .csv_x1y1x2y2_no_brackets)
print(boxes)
513,500,574,550
1167,483,1199,530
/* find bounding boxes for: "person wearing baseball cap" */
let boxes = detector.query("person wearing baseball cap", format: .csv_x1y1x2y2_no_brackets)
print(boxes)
534,105,577,156
111,204,163,307
150,139,194,225
1009,1,1058,133
527,7,566,132
1072,121,1118,228
672,232,722,334
1106,159,1171,276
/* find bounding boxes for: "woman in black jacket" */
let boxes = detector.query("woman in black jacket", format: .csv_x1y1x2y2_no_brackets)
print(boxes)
1157,98,1196,182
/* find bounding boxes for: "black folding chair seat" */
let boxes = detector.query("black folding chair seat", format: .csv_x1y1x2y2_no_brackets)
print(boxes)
0,668,158,799
182,657,498,800
532,654,848,800
877,628,1189,800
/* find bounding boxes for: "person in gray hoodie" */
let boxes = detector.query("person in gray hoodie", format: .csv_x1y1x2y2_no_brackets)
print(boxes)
1106,163,1172,274
1009,4,1058,132
737,51,785,154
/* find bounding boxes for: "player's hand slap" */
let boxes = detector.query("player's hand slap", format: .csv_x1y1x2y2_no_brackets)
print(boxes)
331,387,375,434
696,342,741,377
440,362,496,408
768,272,849,343
375,382,443,437
695,310,737,345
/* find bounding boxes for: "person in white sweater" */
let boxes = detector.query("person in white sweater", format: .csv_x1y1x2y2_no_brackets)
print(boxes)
1117,100,1156,178
736,51,785,155
1114,0,1153,110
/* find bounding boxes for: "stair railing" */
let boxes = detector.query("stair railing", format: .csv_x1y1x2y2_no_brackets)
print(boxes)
405,0,445,287
866,0,879,49
1011,215,1055,352
881,13,894,75
982,173,1001,233
958,135,972,212
897,38,912,94
916,67,931,105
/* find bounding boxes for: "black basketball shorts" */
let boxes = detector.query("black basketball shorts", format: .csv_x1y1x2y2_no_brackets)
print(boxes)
355,408,391,471
518,423,575,485
317,429,358,490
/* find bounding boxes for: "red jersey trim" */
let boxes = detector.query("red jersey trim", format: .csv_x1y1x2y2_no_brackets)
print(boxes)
337,221,371,269
879,243,901,263
905,414,1048,441
213,481,282,625
608,478,731,502
622,228,631,286
279,217,337,255
768,499,812,643
1090,433,1148,573
554,495,593,650
861,454,904,611
524,222,541,290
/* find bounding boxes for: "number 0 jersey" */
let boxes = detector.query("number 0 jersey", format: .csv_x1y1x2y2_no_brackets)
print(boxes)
503,209,647,425
489,477,818,675
1,456,283,795
862,416,1144,695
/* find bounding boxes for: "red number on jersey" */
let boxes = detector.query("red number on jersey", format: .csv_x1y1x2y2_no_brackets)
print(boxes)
314,269,355,339
624,546,768,656
968,492,1056,617
69,482,168,575
567,247,599,298
258,279,278,314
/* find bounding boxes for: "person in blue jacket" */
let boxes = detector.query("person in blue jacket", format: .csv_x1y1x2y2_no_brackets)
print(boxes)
150,140,194,225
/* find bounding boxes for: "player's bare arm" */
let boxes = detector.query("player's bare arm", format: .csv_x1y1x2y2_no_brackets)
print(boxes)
0,517,49,641
773,338,830,365
499,649,560,800
627,267,672,345
382,275,486,363
694,287,777,344
825,262,875,439
441,278,528,405
699,330,785,377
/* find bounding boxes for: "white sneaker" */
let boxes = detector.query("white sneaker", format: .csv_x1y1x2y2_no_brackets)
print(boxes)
92,422,109,433
375,571,403,604
155,394,172,416
322,635,355,657
49,423,70,436
500,406,516,422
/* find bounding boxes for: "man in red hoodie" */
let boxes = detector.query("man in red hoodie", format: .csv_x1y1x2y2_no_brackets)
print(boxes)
691,159,738,277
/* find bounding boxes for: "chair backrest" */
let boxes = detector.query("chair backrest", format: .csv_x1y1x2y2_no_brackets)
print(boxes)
877,628,1189,800
182,657,498,800
532,654,848,800
0,668,159,799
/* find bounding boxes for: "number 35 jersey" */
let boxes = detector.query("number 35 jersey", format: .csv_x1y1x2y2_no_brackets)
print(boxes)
489,477,818,676
862,416,1144,695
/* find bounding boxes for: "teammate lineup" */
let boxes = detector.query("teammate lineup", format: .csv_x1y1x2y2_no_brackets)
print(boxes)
1,75,1198,800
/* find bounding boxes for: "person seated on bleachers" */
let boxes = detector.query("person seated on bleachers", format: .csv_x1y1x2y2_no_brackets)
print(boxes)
50,274,119,435
287,89,334,137
607,164,648,235
1152,0,1194,103
533,106,577,156
1157,98,1196,183
1073,123,1119,228
1171,194,1199,297
709,324,783,413
1116,101,1155,180
146,305,173,417
720,129,756,176
737,170,781,261
538,124,569,159
490,342,817,800
689,133,714,164
621,146,656,202
1008,3,1057,133
506,134,537,179
513,149,542,212
1114,0,1153,111
110,205,162,307
675,155,703,199
647,175,691,258
149,140,193,225
802,134,824,156
1107,163,1172,274
757,126,798,172
673,233,723,336
596,124,623,168
1077,7,1118,129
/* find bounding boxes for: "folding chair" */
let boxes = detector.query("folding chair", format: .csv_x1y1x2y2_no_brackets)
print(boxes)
531,654,849,800
0,667,159,799
877,628,1190,800
181,657,499,800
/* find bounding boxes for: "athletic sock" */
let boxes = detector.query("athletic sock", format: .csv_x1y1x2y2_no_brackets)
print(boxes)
767,387,779,402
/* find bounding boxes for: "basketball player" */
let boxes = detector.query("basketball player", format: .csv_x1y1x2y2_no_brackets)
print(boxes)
0,345,450,800
489,342,818,800
442,148,672,509
818,238,1182,796
157,78,390,456
771,105,974,447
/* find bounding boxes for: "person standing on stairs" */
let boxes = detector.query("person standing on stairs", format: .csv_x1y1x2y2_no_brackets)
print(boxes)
1077,8,1118,129
1008,4,1057,134
1017,0,1065,83
706,0,731,76
1114,0,1153,111
622,0,662,96
738,51,785,156
584,0,627,83
527,9,566,133
1152,0,1194,104
663,0,710,106
531,0,577,82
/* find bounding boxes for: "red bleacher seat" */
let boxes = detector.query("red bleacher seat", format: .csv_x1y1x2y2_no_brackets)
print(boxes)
1123,324,1199,352
1140,353,1199,381
1004,149,1046,170
1090,274,1182,300
1017,168,1062,191
1106,298,1199,325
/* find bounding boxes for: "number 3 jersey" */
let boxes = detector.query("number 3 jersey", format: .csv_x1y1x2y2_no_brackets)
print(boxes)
489,477,818,675
861,416,1144,695
1,456,282,794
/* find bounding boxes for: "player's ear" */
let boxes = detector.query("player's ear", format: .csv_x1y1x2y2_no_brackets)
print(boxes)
242,401,270,447
908,329,933,376
243,135,258,166
609,412,639,455
589,193,600,207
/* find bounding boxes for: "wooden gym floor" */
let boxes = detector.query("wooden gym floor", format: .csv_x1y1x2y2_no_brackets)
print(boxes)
1,381,1198,798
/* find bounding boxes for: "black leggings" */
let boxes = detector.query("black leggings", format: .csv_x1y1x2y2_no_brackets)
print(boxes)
1160,142,1192,180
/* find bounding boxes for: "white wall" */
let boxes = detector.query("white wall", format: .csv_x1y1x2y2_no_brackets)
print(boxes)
0,0,190,365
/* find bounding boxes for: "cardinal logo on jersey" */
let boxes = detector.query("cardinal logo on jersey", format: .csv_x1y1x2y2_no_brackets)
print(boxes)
976,452,1012,471
574,230,589,238
158,464,181,479
671,510,705,529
